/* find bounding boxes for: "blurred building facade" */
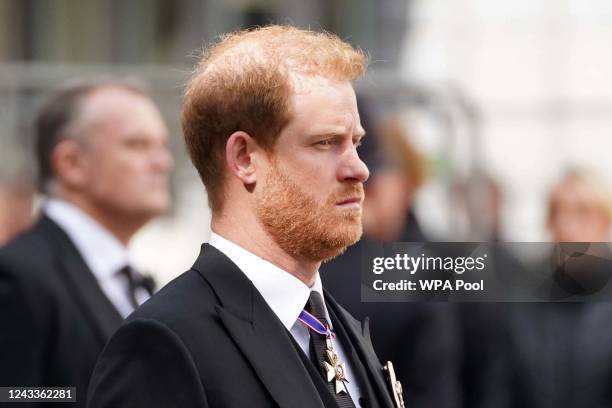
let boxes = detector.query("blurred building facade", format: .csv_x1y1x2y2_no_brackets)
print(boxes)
402,0,612,240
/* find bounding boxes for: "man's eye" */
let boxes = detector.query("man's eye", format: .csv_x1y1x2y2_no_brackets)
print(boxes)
316,139,333,147
124,139,148,149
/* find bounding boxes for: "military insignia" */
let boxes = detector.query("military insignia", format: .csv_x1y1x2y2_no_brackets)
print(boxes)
322,337,349,394
383,361,405,408
297,308,350,395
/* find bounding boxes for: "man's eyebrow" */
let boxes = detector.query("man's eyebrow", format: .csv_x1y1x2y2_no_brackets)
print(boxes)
307,126,366,139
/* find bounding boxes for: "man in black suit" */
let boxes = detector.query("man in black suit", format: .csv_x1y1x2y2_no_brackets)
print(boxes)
88,26,400,408
0,79,173,406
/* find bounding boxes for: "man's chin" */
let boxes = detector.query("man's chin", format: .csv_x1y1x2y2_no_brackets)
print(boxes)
123,201,170,224
147,195,172,214
318,241,353,263
316,225,363,262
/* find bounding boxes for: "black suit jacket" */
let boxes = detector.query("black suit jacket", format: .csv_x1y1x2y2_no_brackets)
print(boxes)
87,244,395,408
0,215,123,407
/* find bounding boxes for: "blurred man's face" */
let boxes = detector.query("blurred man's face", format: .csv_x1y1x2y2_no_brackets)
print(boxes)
254,76,369,262
549,179,611,242
363,169,411,241
76,88,173,223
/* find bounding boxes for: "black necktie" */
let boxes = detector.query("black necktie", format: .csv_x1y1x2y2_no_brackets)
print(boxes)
117,265,156,309
306,291,356,408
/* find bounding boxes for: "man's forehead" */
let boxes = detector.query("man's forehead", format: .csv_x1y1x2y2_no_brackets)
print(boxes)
82,86,147,110
289,74,358,115
69,88,167,145
289,72,354,96
79,88,155,125
289,75,360,121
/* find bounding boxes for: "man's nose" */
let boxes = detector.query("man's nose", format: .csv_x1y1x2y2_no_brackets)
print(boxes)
337,147,369,183
152,146,174,173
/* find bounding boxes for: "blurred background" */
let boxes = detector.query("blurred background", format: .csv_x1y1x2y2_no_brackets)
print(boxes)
1,0,611,281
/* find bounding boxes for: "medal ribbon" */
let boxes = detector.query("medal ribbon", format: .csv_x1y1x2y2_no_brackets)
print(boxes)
298,309,336,339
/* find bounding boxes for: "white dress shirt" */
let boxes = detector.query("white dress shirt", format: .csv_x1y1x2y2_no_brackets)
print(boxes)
45,199,150,318
209,232,363,403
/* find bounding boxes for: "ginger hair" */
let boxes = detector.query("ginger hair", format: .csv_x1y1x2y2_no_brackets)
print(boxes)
182,25,367,211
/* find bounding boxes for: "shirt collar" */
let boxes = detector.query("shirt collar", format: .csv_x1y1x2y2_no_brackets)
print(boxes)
208,232,330,331
44,198,131,281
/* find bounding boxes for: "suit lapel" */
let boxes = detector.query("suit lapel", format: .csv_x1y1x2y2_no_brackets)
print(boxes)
194,244,325,408
39,216,123,344
325,291,395,408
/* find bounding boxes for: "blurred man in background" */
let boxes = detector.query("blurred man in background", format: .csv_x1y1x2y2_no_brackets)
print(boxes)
0,79,173,407
548,168,612,242
537,168,612,299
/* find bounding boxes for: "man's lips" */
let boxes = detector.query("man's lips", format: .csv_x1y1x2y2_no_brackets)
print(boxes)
335,197,363,207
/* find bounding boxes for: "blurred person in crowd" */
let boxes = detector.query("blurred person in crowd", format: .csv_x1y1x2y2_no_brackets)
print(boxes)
0,177,34,246
547,168,611,242
0,79,173,406
457,174,536,408
462,168,612,408
88,26,400,408
537,168,612,300
323,110,461,408
456,172,504,241
362,115,428,242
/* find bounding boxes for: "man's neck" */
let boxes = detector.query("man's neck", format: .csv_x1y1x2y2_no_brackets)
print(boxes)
211,216,320,287
54,194,140,246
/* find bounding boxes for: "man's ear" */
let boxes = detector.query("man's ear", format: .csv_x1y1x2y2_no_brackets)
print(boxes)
51,139,88,189
226,131,260,185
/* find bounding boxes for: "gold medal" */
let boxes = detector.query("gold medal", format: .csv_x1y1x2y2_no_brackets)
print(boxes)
321,337,349,394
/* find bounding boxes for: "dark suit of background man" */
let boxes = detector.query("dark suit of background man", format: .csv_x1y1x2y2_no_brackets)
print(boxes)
88,26,398,408
0,79,173,407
